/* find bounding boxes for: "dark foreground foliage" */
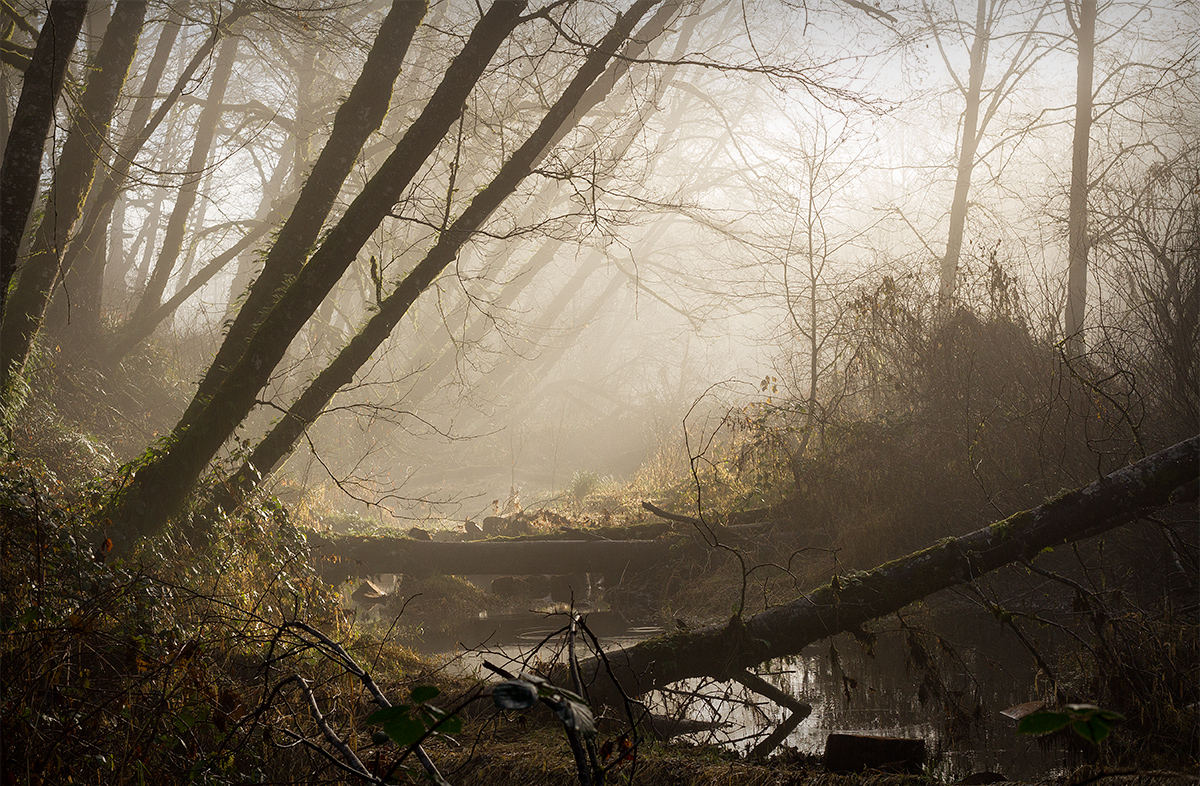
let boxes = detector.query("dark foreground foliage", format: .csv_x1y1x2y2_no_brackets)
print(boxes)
3,451,1197,785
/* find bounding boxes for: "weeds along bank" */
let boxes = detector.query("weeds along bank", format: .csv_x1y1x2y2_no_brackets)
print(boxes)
1,456,1196,784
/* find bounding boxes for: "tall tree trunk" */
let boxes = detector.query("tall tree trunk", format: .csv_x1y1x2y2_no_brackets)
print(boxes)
55,7,239,336
0,0,87,354
225,0,677,502
125,30,240,331
1064,0,1095,354
90,14,183,316
0,1,143,419
572,435,1199,706
171,0,427,412
106,0,531,554
938,0,988,307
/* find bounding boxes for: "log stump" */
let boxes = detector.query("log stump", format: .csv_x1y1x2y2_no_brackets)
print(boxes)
822,732,925,774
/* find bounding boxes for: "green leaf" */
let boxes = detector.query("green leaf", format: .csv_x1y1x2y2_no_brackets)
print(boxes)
366,704,429,747
1071,716,1114,743
1016,705,1124,743
1065,705,1124,743
1017,710,1071,736
366,705,412,725
410,685,440,704
381,713,427,748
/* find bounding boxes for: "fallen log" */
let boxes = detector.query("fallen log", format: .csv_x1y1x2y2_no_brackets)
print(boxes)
571,435,1199,705
308,535,671,582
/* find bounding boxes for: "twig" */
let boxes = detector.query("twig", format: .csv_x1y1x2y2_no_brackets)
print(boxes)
282,621,449,785
292,675,378,782
484,659,593,786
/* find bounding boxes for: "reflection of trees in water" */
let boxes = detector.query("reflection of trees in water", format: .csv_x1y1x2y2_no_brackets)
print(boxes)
653,617,1072,780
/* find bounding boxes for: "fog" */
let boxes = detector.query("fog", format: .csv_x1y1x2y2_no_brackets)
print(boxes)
3,0,1194,524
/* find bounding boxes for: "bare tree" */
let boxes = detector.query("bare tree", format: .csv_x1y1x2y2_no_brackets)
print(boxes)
104,0,427,363
1063,0,1096,353
922,0,1057,305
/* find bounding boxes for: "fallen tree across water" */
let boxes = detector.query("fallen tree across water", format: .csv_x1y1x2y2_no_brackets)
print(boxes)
306,516,782,583
308,535,672,583
571,435,1199,706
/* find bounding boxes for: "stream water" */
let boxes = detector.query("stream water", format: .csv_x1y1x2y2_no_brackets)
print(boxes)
433,605,1078,781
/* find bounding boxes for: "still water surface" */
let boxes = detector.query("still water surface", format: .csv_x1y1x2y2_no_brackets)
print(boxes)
438,608,1074,781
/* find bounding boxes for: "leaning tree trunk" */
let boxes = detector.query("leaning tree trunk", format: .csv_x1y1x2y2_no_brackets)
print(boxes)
106,0,531,554
569,435,1199,706
1063,0,1096,355
171,0,427,417
223,0,678,504
0,1,143,419
0,0,87,412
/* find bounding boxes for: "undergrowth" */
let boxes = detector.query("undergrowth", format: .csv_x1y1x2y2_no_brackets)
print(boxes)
0,460,464,784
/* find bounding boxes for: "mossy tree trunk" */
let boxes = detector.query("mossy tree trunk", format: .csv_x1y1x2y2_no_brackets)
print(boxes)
0,0,88,416
571,435,1199,705
0,1,143,420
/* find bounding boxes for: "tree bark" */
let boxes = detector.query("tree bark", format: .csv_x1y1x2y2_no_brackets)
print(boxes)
0,0,87,370
171,0,427,415
1063,0,1095,354
227,0,676,501
570,435,1199,705
0,0,86,279
0,1,142,418
106,0,531,554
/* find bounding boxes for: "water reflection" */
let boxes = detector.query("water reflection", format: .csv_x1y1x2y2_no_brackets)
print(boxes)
442,611,1076,780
